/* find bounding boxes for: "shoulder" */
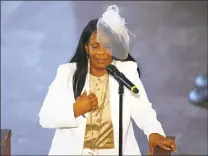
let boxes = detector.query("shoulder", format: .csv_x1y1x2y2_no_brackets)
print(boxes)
56,62,77,74
115,60,138,72
51,63,77,87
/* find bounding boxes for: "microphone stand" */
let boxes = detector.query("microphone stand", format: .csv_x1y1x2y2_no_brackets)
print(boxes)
118,80,124,156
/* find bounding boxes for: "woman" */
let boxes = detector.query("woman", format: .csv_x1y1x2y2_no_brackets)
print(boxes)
39,19,176,155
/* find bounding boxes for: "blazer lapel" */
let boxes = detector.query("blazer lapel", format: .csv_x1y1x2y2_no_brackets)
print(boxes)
108,61,120,149
81,70,90,118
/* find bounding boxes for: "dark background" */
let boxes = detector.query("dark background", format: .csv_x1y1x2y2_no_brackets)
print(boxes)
1,1,207,155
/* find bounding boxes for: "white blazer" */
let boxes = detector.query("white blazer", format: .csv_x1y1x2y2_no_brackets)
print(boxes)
39,60,165,155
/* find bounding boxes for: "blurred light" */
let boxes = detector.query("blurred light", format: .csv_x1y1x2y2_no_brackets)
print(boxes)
188,75,208,109
195,75,208,88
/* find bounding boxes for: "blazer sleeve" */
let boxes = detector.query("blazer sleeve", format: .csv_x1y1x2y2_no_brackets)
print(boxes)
38,64,78,129
128,62,166,139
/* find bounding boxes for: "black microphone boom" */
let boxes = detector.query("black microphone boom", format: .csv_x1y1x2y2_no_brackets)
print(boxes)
106,64,139,94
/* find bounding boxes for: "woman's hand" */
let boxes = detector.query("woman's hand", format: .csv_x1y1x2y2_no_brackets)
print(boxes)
73,90,98,118
148,133,177,156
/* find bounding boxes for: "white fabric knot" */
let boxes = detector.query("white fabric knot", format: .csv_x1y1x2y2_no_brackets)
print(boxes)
97,4,136,60
100,5,135,37
101,5,126,35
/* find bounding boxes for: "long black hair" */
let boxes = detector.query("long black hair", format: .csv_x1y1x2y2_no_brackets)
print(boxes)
70,19,140,100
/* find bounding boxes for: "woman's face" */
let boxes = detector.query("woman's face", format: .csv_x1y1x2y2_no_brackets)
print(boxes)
85,31,113,70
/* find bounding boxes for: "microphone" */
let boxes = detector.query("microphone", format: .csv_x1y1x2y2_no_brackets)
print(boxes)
106,64,139,94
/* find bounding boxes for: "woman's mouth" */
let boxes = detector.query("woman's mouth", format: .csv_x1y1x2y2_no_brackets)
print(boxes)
96,59,107,63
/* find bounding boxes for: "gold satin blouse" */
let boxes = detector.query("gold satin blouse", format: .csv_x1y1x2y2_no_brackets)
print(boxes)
83,73,115,149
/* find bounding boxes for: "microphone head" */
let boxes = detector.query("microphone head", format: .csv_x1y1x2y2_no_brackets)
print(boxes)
106,64,119,74
106,64,120,80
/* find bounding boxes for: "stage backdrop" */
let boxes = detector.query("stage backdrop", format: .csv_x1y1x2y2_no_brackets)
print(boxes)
1,1,207,155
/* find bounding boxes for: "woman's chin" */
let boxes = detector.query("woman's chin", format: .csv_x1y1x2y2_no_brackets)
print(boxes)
95,63,108,69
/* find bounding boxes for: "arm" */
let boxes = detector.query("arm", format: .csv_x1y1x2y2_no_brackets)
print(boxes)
128,62,165,139
38,64,78,129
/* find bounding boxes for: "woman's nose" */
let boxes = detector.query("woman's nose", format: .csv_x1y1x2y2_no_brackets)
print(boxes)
97,47,108,55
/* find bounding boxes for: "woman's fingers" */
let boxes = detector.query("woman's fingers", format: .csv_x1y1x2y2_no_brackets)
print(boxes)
92,100,98,107
92,105,98,110
80,90,87,98
171,141,177,152
91,97,98,103
85,92,98,112
88,92,96,99
88,94,98,103
92,102,98,112
148,143,154,156
148,133,177,156
157,140,174,151
159,144,171,151
161,140,177,152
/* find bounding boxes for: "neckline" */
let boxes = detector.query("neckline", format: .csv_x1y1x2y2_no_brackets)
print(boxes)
90,73,108,81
